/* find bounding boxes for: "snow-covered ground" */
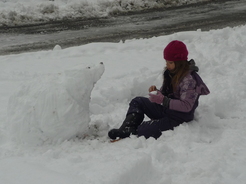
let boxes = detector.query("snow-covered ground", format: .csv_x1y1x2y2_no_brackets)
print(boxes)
1,23,246,183
0,0,211,26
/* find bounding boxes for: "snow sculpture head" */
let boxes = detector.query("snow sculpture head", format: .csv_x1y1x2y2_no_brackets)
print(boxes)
7,62,104,145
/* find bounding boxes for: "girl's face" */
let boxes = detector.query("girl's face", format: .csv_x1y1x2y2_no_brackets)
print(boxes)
166,60,175,71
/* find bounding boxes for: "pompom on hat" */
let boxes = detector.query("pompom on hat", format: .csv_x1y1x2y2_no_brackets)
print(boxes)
163,40,188,61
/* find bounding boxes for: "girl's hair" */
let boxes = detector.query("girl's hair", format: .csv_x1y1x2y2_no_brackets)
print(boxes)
171,60,190,91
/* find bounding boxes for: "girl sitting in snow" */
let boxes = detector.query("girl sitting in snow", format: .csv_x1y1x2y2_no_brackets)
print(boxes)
108,40,210,140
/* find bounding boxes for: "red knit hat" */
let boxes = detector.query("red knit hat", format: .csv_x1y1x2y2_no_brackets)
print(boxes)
163,40,188,61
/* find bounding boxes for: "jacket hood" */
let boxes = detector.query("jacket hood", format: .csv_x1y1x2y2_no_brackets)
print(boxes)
188,59,210,95
189,59,199,72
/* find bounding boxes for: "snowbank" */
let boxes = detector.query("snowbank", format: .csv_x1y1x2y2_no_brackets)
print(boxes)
0,25,246,184
0,0,211,26
6,62,104,145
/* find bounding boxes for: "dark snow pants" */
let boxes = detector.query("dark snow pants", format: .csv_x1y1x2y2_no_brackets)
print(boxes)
126,96,177,139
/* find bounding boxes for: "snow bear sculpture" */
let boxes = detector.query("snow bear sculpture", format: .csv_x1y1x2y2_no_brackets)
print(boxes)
7,62,104,145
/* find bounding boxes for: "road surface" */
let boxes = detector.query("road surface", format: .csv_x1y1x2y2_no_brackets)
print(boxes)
0,0,245,55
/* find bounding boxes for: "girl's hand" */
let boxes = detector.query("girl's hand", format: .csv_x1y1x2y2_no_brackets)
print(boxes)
149,91,164,104
149,85,157,92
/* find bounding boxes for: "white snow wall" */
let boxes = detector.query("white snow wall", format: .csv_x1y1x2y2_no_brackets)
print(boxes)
6,62,105,145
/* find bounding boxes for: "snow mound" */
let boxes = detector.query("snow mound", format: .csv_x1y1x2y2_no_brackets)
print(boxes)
0,0,212,26
6,62,104,145
53,45,62,50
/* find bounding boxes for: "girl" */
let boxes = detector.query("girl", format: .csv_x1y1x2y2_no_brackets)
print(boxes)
108,40,210,140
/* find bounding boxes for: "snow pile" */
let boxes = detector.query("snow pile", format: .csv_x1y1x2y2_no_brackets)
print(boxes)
0,0,211,26
6,62,104,145
0,25,246,184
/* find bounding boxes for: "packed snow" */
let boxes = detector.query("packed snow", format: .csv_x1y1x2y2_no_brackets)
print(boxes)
0,0,212,26
7,62,104,145
0,23,246,183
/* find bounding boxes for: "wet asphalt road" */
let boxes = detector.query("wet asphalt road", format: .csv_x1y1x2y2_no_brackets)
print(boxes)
0,0,246,55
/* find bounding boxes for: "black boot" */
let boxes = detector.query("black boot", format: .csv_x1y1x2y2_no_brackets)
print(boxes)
108,127,135,140
108,113,143,140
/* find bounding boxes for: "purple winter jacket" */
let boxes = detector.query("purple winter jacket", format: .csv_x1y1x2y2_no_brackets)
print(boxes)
163,70,210,124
